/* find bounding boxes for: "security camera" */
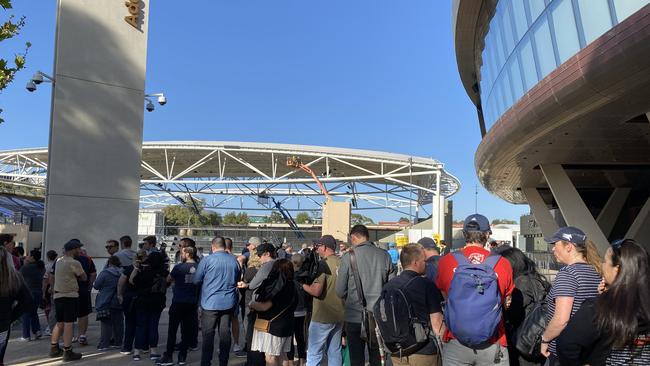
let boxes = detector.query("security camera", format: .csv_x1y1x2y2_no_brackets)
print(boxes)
146,101,155,112
157,95,167,106
26,81,37,92
32,73,44,85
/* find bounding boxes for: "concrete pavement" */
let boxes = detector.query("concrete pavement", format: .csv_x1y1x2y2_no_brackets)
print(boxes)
4,306,247,366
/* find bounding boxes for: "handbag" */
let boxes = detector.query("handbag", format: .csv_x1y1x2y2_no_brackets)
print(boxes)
96,308,111,321
254,304,290,333
349,249,374,344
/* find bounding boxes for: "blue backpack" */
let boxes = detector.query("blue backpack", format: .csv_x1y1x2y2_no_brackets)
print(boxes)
444,252,503,347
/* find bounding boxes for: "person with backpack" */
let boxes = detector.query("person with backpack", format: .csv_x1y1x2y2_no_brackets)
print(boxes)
375,243,445,366
336,224,396,366
496,246,550,365
130,251,169,361
540,227,602,365
302,235,345,366
435,214,514,365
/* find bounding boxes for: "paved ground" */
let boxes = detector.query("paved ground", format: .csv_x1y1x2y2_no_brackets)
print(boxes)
4,306,247,366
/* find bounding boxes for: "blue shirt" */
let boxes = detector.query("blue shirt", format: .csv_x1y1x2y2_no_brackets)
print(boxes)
171,262,199,304
193,251,241,311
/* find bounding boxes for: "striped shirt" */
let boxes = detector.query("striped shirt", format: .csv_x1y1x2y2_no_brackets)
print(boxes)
607,335,650,365
546,262,601,355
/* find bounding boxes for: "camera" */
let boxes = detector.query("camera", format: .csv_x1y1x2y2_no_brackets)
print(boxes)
157,95,167,105
26,81,37,92
146,101,155,112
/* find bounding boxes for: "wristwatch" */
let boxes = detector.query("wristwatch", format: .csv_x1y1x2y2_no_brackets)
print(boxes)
541,336,551,344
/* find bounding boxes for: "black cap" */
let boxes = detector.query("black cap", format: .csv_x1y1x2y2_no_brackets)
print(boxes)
317,235,337,251
256,243,276,257
463,214,491,232
545,227,586,247
417,237,437,249
64,239,83,251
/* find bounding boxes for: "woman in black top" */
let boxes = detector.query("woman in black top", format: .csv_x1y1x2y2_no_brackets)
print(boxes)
19,249,45,341
129,251,169,361
0,246,32,365
497,246,550,366
249,258,298,366
557,239,650,365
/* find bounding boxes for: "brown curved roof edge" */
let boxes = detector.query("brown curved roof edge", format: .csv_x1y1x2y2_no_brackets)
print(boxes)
474,6,650,204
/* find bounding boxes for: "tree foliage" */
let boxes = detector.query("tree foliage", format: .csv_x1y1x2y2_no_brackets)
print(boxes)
1,0,31,124
223,212,249,225
268,210,284,224
351,213,374,225
162,200,221,228
295,212,312,224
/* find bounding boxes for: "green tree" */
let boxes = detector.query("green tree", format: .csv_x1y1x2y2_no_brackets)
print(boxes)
268,210,284,223
223,211,249,225
1,0,31,124
162,200,221,227
351,213,374,225
399,217,411,223
295,212,312,224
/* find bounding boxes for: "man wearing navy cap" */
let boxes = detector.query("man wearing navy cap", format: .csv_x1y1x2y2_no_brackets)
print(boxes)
417,237,441,282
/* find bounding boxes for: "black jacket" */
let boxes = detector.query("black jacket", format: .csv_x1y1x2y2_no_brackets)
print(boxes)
556,297,650,365
0,282,33,332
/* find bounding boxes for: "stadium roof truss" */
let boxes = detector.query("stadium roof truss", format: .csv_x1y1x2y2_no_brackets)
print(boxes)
0,142,460,217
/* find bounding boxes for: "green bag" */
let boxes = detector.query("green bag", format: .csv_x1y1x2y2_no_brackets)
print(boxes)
342,344,351,366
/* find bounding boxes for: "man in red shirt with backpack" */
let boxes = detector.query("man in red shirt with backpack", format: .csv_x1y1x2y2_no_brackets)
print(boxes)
435,214,514,365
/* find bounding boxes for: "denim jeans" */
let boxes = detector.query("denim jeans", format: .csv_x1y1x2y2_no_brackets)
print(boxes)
306,321,343,366
21,290,41,338
201,308,233,366
134,308,162,351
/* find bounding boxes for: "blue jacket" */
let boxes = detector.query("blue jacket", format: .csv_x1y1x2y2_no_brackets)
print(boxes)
93,266,123,310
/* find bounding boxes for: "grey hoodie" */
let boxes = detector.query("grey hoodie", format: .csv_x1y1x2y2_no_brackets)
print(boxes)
114,248,136,268
335,241,396,323
93,266,123,310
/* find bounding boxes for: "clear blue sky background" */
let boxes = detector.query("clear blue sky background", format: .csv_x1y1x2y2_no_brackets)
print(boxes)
1,1,529,222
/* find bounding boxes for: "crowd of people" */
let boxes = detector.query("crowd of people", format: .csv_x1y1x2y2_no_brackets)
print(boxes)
1,216,649,366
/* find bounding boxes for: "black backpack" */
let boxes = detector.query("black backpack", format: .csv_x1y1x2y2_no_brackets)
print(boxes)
295,250,320,285
374,277,431,357
515,276,550,359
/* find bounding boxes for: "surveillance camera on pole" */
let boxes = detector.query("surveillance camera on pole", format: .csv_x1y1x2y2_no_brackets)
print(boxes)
144,92,167,112
25,71,54,92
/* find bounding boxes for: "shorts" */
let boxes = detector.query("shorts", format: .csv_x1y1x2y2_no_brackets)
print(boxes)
55,297,79,323
77,290,92,317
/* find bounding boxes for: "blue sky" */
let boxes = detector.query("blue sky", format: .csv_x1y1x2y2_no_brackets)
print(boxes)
1,1,529,222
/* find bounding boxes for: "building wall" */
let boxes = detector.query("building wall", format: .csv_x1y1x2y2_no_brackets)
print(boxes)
480,0,649,127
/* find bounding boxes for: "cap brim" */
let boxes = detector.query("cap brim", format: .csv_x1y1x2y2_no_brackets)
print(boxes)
544,235,561,243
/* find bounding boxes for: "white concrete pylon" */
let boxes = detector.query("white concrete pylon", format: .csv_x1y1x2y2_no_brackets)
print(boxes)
540,164,609,254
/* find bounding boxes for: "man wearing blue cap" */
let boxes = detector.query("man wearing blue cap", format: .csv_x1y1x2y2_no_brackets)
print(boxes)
435,214,514,365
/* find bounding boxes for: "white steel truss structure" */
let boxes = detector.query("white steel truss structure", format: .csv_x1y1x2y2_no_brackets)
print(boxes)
0,142,460,217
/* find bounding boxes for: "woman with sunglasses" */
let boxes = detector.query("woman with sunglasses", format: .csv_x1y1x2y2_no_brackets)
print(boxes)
540,227,603,365
557,239,650,365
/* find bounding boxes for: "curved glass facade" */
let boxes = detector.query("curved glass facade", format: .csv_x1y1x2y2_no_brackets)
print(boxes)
480,0,650,128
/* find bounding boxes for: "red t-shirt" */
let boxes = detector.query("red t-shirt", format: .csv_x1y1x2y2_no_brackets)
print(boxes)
435,246,514,347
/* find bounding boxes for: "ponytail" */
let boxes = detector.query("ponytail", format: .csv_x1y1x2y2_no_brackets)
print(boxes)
577,239,603,275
